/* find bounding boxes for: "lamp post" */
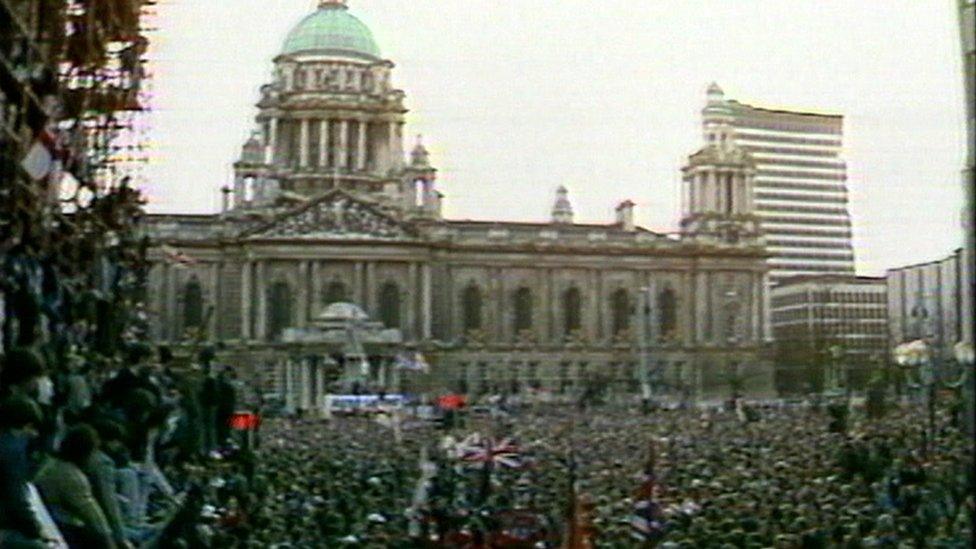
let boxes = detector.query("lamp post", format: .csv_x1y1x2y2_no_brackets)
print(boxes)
636,287,653,413
895,339,935,456
954,341,975,439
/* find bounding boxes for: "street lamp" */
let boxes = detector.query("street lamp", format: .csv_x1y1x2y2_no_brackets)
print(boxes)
953,341,974,438
894,339,935,455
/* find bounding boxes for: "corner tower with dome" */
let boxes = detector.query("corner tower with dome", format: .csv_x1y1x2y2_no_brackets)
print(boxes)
145,3,774,409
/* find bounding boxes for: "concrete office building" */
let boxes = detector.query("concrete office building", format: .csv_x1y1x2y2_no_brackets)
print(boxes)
701,84,856,286
886,249,964,365
771,275,887,391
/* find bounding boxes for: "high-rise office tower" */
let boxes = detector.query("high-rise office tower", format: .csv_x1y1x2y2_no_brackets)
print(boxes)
701,84,856,286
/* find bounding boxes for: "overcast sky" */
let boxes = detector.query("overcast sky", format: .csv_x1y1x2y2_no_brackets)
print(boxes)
142,0,967,275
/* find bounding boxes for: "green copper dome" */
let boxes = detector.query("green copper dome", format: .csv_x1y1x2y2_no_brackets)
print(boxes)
281,2,380,59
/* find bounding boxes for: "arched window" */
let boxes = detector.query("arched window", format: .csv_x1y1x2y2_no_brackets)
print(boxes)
563,287,581,336
462,284,482,332
322,280,348,306
182,278,203,333
267,281,293,341
514,287,533,334
658,288,677,337
611,289,630,337
378,282,400,328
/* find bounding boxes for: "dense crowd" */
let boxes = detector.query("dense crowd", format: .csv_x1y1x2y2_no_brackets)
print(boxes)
3,343,973,548
244,396,972,548
0,344,242,548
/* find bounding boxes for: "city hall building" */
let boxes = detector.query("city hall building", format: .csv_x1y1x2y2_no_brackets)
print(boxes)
145,0,774,406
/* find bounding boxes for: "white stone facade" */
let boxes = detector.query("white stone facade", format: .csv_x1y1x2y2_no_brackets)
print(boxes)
143,2,775,402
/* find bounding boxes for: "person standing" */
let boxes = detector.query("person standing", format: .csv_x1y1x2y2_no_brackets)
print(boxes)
198,348,219,455
0,396,46,548
215,367,237,448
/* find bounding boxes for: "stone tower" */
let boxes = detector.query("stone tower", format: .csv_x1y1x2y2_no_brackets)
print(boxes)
680,98,762,246
230,0,437,216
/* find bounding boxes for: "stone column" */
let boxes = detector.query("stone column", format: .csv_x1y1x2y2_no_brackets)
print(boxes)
715,172,723,213
300,360,311,410
696,173,707,213
587,269,600,342
395,122,405,168
168,265,180,341
734,174,744,214
492,268,505,342
705,171,716,212
255,261,267,341
210,263,221,340
241,261,252,340
407,263,419,340
310,261,321,314
542,269,561,343
422,263,433,340
297,261,310,327
315,361,326,413
694,271,708,344
387,122,398,172
647,278,658,344
532,269,552,343
299,118,309,168
354,262,365,306
284,360,294,413
365,262,377,315
356,120,367,171
751,272,762,343
596,270,606,343
338,119,349,169
761,271,772,342
683,176,691,215
319,119,329,168
266,117,277,166
159,264,171,340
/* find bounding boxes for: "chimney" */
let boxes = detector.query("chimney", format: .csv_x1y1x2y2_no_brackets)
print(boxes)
615,200,635,231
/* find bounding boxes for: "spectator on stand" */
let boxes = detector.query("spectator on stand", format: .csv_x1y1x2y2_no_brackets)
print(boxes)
0,348,46,400
0,395,46,548
34,424,115,548
83,420,131,549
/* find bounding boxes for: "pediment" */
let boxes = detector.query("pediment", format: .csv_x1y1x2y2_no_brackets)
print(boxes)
241,190,416,240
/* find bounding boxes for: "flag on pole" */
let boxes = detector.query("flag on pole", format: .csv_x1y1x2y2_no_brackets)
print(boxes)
630,440,666,543
407,445,436,538
456,433,523,469
161,245,197,266
394,352,430,373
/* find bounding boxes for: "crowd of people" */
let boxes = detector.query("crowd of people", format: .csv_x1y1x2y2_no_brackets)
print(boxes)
3,342,973,548
0,344,242,548
241,395,972,548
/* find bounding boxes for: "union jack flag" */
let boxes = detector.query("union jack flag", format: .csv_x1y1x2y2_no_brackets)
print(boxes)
457,433,523,469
